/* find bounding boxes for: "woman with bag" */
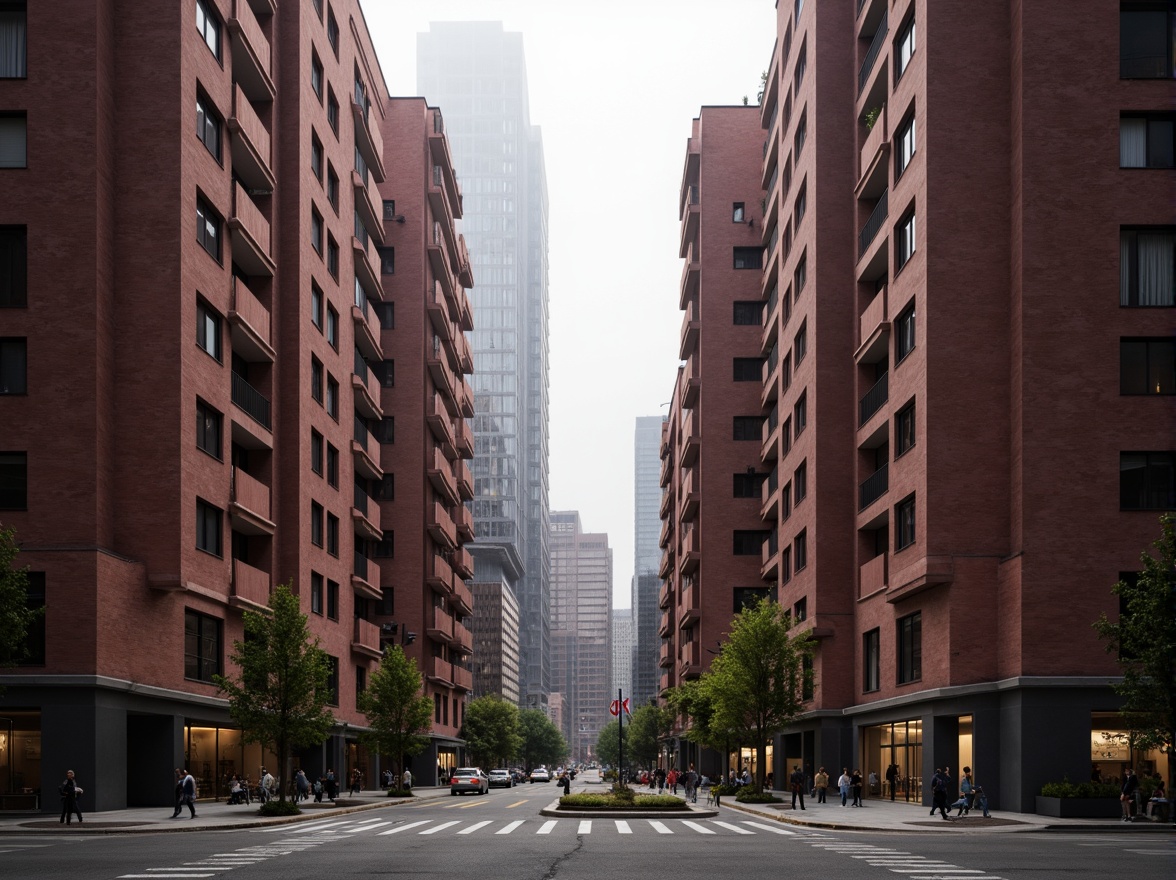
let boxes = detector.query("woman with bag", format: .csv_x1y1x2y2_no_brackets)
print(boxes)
59,770,83,824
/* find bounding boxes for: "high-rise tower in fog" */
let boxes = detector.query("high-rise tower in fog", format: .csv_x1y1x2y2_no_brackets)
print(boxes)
632,416,665,707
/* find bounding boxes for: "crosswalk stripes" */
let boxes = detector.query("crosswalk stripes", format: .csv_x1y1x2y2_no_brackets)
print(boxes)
377,820,432,835
458,820,493,835
711,820,755,835
496,820,526,834
679,820,716,835
648,820,674,834
420,821,461,835
741,821,798,835
118,835,338,878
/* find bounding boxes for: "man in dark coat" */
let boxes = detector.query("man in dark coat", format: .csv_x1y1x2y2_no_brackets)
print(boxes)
59,770,82,824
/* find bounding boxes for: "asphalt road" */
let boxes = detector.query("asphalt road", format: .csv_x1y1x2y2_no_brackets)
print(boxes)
1,782,1172,880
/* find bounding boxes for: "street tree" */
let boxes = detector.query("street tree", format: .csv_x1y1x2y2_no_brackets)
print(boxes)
1094,513,1175,800
627,703,672,770
517,708,566,770
0,526,40,685
213,583,335,804
595,718,621,769
703,598,813,794
461,694,522,769
356,644,433,788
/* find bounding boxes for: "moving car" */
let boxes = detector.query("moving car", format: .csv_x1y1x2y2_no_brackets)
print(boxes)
450,768,488,796
488,769,514,788
529,767,551,783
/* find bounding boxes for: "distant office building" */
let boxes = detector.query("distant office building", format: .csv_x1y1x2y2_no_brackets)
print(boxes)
611,608,633,700
550,511,613,763
417,22,552,713
469,580,520,704
631,573,662,709
631,416,665,708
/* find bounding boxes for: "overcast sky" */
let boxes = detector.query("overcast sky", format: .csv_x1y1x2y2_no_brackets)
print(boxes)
362,1,778,608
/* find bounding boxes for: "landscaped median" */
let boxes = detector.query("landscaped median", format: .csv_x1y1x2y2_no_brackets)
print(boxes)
541,785,716,819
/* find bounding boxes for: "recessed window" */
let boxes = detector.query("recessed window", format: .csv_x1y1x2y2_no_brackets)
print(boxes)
325,655,339,706
311,130,324,181
326,375,339,419
733,530,770,556
377,302,395,329
377,416,395,444
377,359,395,387
311,429,323,475
196,197,221,262
793,391,807,437
311,572,324,615
1121,115,1175,167
376,474,394,501
311,0,322,20
0,3,27,78
1120,2,1175,79
311,356,324,403
196,399,222,459
732,202,745,223
895,401,916,456
311,207,324,255
1120,228,1175,306
896,494,916,550
311,501,324,546
195,0,221,61
896,210,916,270
896,15,916,81
897,611,921,684
311,282,324,330
794,321,807,366
793,43,806,91
794,529,807,571
863,628,880,693
782,479,792,520
733,247,763,270
327,88,340,135
327,165,339,210
794,110,807,156
733,357,763,381
896,304,915,361
781,417,792,455
327,234,339,279
196,299,222,362
326,513,339,557
733,416,763,441
195,93,221,161
383,200,397,221
327,579,339,619
326,443,339,487
0,337,26,394
1120,451,1175,509
780,545,792,582
378,246,395,275
184,609,221,682
733,300,762,324
18,571,45,666
375,530,395,558
794,460,807,505
794,253,807,295
733,472,762,498
0,225,27,308
734,586,773,613
896,112,916,177
0,113,26,168
1121,338,1176,394
327,8,340,58
794,180,807,226
196,498,222,557
311,51,324,102
0,451,27,510
326,304,339,349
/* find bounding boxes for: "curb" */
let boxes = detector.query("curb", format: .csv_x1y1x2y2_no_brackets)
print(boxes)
538,798,718,820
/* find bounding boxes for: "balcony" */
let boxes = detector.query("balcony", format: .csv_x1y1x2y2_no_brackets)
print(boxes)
426,396,457,458
229,181,275,276
231,370,270,430
427,605,455,643
679,298,700,359
351,94,386,183
425,655,453,686
351,418,383,481
227,0,275,102
859,370,889,426
658,549,674,579
428,167,460,263
858,10,888,96
679,183,700,258
428,337,457,408
854,287,890,364
451,547,474,579
452,664,473,693
428,120,463,220
659,518,671,549
679,640,703,678
659,611,672,638
455,419,474,459
352,362,382,423
682,353,701,409
679,240,700,310
227,84,273,191
856,104,889,200
428,448,460,506
678,526,700,574
426,280,452,342
679,469,699,521
859,462,889,510
352,297,381,362
427,502,457,550
859,552,888,598
760,42,780,131
427,553,453,592
456,377,474,418
659,641,674,668
762,466,779,519
659,487,673,520
352,483,382,541
454,503,474,541
351,550,380,601
353,169,385,247
659,582,673,610
762,404,780,461
761,529,779,580
456,460,473,501
451,579,474,616
858,188,888,259
228,276,274,362
229,467,274,535
230,558,271,611
352,617,383,660
762,284,779,352
680,409,700,467
680,579,701,625
453,625,473,656
353,235,384,302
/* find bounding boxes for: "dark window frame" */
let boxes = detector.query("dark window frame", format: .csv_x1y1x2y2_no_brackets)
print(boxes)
195,0,221,62
1120,337,1176,394
897,611,922,684
895,303,916,362
311,571,324,615
0,225,27,308
896,494,916,550
1120,114,1175,168
863,627,881,693
0,450,27,510
196,196,222,263
184,608,222,682
1120,227,1176,306
196,498,223,557
733,357,763,381
895,401,916,456
733,246,764,270
0,335,26,394
733,300,762,325
195,91,222,162
196,398,222,460
1120,451,1176,509
733,416,763,441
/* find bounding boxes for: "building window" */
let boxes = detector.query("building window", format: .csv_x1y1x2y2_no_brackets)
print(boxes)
0,451,26,509
327,8,340,57
733,472,762,498
895,14,916,80
311,572,323,615
734,587,773,613
896,303,915,361
196,197,221,262
378,246,395,275
374,530,395,558
195,93,221,161
793,597,807,622
311,501,324,546
196,299,221,361
383,200,397,221
896,494,916,550
327,579,339,620
863,628,880,693
896,210,916,271
311,357,324,403
733,530,770,556
377,416,395,444
733,357,763,381
794,460,807,505
326,443,339,487
1121,1,1175,78
327,165,339,211
794,321,807,366
326,305,339,350
781,417,792,455
311,429,323,475
1121,338,1176,394
0,225,26,307
793,43,806,91
196,399,222,459
733,247,763,270
377,302,394,329
794,253,807,295
311,282,324,330
196,499,222,556
794,391,807,437
327,234,339,279
327,88,340,135
0,112,26,168
376,474,394,501
780,545,792,582
794,530,807,571
794,180,807,226
1121,115,1175,168
184,610,221,682
897,611,922,684
326,513,339,557
1120,228,1175,306
0,337,25,394
326,375,339,419
732,202,745,223
781,480,792,521
310,207,324,256
0,3,27,78
896,112,916,177
18,570,45,666
1120,451,1176,509
324,655,339,706
378,587,394,615
733,300,762,324
733,416,763,441
311,51,324,102
195,0,220,61
311,130,324,181
794,110,807,156
895,402,916,456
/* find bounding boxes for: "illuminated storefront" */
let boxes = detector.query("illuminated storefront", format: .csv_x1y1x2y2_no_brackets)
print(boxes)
183,724,279,800
0,711,41,810
861,718,923,802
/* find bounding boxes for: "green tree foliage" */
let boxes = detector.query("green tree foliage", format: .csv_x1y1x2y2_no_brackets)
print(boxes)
595,718,621,769
0,526,39,681
214,583,335,803
1094,514,1175,799
517,708,566,770
461,695,522,769
701,599,813,794
627,704,672,770
357,644,433,785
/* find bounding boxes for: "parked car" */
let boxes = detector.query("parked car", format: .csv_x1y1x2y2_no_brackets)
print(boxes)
529,767,551,783
488,769,514,788
450,768,489,796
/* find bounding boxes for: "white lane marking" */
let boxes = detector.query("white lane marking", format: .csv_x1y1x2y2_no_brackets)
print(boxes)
260,818,349,833
497,820,525,834
420,821,460,835
577,820,592,834
377,820,432,835
648,820,674,834
740,821,797,835
615,820,632,834
118,876,217,879
890,870,988,875
458,821,493,835
345,821,391,833
710,820,754,834
680,820,716,834
537,820,558,834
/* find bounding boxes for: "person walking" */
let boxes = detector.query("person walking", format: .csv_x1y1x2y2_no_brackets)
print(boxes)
837,768,851,806
851,768,863,806
173,768,197,818
1121,767,1140,822
261,767,276,803
325,768,337,800
59,770,83,824
972,785,990,818
350,768,362,796
170,768,185,817
402,767,412,792
930,767,950,820
814,766,829,804
955,766,975,816
789,765,806,810
296,769,310,802
886,763,898,801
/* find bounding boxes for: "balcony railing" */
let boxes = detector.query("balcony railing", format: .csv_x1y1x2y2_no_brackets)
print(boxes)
353,482,371,515
859,462,889,509
231,371,270,429
859,370,889,425
353,549,369,580
353,414,371,449
858,10,888,94
766,284,778,323
858,188,888,257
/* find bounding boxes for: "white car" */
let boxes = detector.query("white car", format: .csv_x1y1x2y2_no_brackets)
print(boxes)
487,769,514,788
449,768,488,796
529,768,551,783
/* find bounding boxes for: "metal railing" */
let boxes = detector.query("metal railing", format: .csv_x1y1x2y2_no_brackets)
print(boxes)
859,371,889,425
231,371,270,429
859,188,888,257
859,463,889,509
353,414,370,448
858,10,888,94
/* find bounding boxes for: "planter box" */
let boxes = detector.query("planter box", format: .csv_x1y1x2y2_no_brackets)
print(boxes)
1035,796,1122,818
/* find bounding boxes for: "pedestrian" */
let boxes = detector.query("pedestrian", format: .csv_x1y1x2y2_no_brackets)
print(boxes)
789,764,806,810
383,769,393,789
170,768,184,817
668,767,678,794
886,763,898,801
559,770,571,795
954,766,975,816
402,767,412,792
296,770,310,802
868,769,879,795
814,766,829,804
325,768,337,800
59,770,83,825
261,767,275,803
837,768,851,806
930,767,950,820
350,768,362,796
685,763,698,803
851,768,863,806
972,785,990,817
1121,767,1140,822
313,777,324,802
172,768,197,818
656,767,666,792
1146,779,1167,820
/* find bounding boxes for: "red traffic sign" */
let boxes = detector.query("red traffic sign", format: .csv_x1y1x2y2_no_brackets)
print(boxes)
609,699,620,716
622,698,631,716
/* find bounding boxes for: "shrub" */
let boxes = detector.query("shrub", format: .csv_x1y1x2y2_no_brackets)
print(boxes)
258,799,300,816
1040,777,1121,799
609,784,636,803
558,792,687,810
710,784,739,797
736,790,783,804
386,788,414,798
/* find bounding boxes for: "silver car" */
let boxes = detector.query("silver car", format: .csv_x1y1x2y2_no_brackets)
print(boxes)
449,767,488,796
488,769,514,788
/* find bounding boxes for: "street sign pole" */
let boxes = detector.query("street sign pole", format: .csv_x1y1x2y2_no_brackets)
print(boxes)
618,688,624,786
